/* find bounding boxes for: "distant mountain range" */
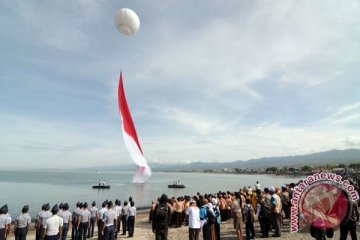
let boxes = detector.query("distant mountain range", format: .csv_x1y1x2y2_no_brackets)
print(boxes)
89,148,360,172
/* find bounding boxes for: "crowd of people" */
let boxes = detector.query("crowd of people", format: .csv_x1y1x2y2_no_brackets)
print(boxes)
0,197,137,240
1,173,360,240
149,177,360,240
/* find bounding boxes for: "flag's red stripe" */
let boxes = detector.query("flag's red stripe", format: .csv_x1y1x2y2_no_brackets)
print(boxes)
118,72,143,154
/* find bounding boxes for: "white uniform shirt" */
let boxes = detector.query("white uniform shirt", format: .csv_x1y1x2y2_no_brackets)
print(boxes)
104,209,116,227
98,208,107,222
79,209,91,223
16,213,31,228
45,215,63,236
186,206,200,229
58,210,72,224
127,206,136,217
115,206,122,217
89,207,98,219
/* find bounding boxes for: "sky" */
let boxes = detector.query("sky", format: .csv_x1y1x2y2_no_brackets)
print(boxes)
1,0,360,169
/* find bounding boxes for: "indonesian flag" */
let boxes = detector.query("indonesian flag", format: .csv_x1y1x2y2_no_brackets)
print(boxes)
118,72,151,183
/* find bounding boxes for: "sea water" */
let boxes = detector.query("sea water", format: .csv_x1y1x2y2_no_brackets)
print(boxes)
0,170,304,218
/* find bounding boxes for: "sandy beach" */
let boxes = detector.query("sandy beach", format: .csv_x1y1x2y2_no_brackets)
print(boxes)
5,209,360,240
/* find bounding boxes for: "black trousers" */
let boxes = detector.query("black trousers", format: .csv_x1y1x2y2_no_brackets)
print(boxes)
88,218,96,237
127,216,135,237
15,228,27,240
61,223,69,240
79,222,88,240
0,228,6,240
340,220,357,240
155,228,168,240
121,215,127,235
97,221,104,240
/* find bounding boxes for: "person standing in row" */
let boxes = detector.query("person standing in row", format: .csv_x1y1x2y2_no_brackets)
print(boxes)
14,205,31,240
39,203,52,240
71,202,80,240
77,203,90,240
0,205,9,240
114,200,122,239
88,201,98,238
98,201,107,240
43,204,63,240
102,201,116,240
121,201,129,235
127,201,136,238
58,203,72,240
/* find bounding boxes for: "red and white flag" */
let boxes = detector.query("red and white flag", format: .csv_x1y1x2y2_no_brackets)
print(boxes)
118,72,151,183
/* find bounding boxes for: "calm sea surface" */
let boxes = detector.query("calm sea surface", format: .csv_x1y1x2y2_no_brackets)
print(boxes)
0,170,304,218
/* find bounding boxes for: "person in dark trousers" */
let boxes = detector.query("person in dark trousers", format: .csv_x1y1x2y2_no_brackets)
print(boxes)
152,194,172,240
339,200,359,240
257,194,269,238
127,201,136,237
243,198,255,240
15,205,31,240
121,201,129,235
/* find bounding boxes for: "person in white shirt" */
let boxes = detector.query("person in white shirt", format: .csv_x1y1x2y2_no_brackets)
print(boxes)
255,181,260,190
15,205,31,240
88,201,98,238
44,205,63,240
127,201,136,237
0,204,9,240
186,200,201,240
58,203,71,240
114,200,122,239
103,201,116,240
77,203,90,240
98,201,108,240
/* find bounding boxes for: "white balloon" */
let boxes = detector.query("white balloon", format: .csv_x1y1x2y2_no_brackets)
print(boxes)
114,8,140,36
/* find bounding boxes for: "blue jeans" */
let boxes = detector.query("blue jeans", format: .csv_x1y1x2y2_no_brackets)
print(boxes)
105,225,115,240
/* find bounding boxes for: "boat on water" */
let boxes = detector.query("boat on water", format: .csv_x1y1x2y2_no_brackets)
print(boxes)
93,180,110,189
168,180,185,189
92,185,111,189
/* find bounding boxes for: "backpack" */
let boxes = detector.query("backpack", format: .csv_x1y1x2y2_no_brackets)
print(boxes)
206,207,216,224
155,204,169,222
213,207,221,224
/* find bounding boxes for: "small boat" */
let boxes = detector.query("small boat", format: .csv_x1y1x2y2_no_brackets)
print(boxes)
92,185,111,189
93,180,110,189
168,181,185,189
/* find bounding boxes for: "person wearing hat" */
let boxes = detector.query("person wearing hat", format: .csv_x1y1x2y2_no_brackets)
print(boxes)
97,201,108,240
58,203,72,240
88,201,98,238
3,205,11,240
14,205,31,240
35,204,46,240
120,201,129,236
102,201,116,240
71,202,81,240
0,205,9,240
114,200,122,239
77,202,90,240
126,201,136,238
269,187,282,237
38,203,52,240
152,194,171,240
43,204,63,240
